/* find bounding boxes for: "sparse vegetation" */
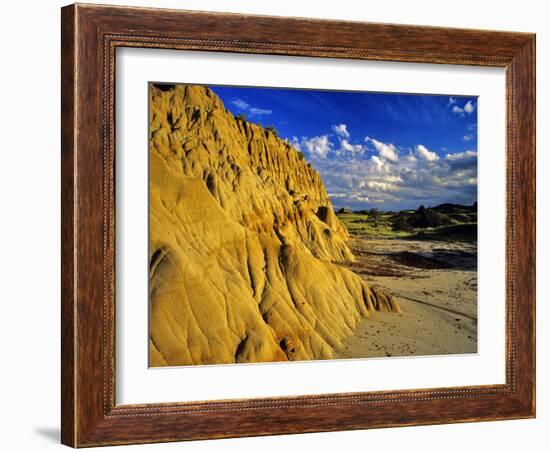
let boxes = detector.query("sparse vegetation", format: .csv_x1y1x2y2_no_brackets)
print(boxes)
411,223,477,242
367,208,381,226
337,211,411,238
265,125,279,137
393,205,454,230
391,213,413,232
337,202,477,242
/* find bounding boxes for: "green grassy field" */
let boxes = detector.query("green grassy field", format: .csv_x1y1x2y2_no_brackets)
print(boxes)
337,212,411,238
337,210,477,242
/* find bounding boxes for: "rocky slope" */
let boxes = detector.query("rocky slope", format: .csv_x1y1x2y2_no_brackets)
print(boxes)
148,84,400,366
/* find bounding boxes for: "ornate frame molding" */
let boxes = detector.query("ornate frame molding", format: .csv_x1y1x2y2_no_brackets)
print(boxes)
62,4,535,447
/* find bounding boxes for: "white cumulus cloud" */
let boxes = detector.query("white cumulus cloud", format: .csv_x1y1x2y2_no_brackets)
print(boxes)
416,144,439,161
366,181,400,192
365,137,399,162
406,151,417,163
445,150,477,161
301,135,331,159
452,105,464,115
291,125,477,210
451,100,475,117
332,123,350,139
339,139,365,155
370,155,390,173
464,101,475,114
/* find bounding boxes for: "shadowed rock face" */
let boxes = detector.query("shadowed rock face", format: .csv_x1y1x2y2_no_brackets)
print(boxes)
148,84,400,366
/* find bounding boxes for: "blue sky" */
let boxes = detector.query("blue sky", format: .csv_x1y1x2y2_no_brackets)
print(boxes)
209,85,478,211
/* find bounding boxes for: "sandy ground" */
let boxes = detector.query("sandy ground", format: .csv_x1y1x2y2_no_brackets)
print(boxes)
334,237,477,359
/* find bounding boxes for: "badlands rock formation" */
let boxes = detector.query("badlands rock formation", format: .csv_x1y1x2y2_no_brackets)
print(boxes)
148,84,400,366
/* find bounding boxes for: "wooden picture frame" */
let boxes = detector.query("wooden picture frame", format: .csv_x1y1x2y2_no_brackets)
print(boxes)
61,3,536,447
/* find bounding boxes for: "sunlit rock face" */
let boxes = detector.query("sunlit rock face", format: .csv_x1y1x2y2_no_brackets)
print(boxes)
148,85,399,366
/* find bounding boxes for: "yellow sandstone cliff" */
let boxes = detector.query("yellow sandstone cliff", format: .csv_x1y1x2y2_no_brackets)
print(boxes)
148,84,400,366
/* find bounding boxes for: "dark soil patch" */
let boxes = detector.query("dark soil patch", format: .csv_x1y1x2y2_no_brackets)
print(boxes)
390,251,454,269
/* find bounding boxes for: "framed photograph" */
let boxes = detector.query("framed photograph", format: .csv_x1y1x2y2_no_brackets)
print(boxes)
61,3,535,447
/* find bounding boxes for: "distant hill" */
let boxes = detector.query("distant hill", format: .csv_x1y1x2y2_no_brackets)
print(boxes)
391,203,477,231
334,202,477,217
337,207,354,214
432,202,477,214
